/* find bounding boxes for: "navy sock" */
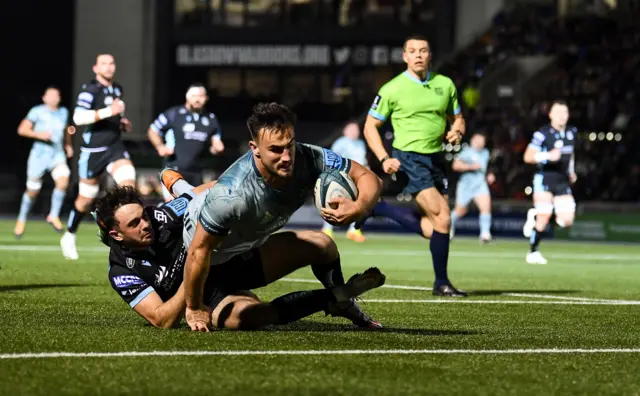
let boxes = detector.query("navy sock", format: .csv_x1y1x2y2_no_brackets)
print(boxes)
312,257,345,289
270,289,336,325
430,231,451,287
372,200,423,236
530,228,543,252
67,209,86,233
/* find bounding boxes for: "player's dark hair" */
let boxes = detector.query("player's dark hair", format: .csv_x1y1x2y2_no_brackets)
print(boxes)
246,102,297,141
93,186,143,245
550,99,568,107
95,53,114,63
187,82,207,92
44,85,60,94
403,34,430,50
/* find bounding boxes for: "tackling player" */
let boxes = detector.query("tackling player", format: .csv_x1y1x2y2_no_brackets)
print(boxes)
360,35,467,296
522,100,577,265
321,121,368,242
450,132,494,242
14,86,73,238
101,172,384,329
148,83,225,200
181,102,385,332
61,54,136,260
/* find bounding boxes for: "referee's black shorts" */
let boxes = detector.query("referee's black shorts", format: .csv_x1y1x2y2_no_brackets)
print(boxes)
393,149,449,196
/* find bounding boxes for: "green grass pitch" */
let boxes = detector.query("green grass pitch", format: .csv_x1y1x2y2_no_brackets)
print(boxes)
1,220,639,395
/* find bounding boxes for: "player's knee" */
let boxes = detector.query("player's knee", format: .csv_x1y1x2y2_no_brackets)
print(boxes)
51,165,71,183
556,214,574,228
299,230,338,262
25,179,42,196
110,164,136,186
432,212,451,233
79,181,100,199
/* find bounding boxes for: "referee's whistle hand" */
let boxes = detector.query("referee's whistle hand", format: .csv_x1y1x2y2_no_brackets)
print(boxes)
382,158,401,174
445,130,462,145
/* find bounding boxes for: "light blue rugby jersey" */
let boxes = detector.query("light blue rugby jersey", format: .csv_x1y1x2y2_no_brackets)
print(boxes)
25,105,68,155
331,137,368,167
457,147,490,185
183,143,351,265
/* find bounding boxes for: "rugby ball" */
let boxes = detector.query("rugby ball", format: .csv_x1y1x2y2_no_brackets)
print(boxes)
314,169,358,213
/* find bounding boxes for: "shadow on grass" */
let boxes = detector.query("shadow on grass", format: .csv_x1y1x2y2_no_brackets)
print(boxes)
252,321,477,336
0,284,90,293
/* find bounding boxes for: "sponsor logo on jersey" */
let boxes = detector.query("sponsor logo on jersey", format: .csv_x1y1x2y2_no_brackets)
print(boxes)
113,275,145,287
202,117,209,126
554,140,564,149
154,210,168,223
183,123,195,132
104,96,113,105
184,131,209,142
371,95,381,110
434,87,444,96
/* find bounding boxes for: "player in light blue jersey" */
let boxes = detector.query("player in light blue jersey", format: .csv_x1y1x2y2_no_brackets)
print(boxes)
180,103,385,332
450,133,494,243
15,87,73,238
321,121,369,243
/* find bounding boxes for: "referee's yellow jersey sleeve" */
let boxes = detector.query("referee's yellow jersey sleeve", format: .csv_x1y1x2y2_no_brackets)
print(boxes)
368,84,393,121
446,80,462,116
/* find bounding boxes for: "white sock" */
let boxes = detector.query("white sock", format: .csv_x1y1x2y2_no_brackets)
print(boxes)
171,179,193,196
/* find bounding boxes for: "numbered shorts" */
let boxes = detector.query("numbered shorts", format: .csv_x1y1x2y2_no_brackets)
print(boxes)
202,249,268,311
26,149,67,180
533,172,572,196
455,180,490,207
393,149,449,195
78,142,129,179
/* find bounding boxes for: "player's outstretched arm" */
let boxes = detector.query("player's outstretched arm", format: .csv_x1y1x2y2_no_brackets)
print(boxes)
17,119,51,142
184,223,224,332
132,286,186,329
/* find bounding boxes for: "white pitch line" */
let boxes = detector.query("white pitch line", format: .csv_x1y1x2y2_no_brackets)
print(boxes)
364,299,640,305
339,249,638,261
2,348,639,360
281,278,638,303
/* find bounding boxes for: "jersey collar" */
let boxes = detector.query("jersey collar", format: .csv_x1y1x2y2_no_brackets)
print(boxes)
403,70,431,85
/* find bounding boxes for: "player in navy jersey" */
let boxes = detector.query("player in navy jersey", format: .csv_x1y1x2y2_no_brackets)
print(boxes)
101,170,384,330
522,100,577,264
181,102,385,332
148,83,224,200
61,54,136,261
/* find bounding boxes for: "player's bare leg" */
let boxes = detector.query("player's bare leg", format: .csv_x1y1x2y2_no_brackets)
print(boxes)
211,267,386,330
474,194,492,243
553,195,576,229
15,179,42,239
108,159,136,187
47,164,70,233
526,192,553,265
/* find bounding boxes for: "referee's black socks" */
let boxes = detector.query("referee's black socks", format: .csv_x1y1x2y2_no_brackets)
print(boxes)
430,230,451,288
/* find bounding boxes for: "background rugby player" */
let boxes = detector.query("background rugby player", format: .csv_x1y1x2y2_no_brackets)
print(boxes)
522,100,577,265
361,35,467,297
181,102,384,332
450,132,494,242
148,83,224,200
61,53,136,260
15,86,72,238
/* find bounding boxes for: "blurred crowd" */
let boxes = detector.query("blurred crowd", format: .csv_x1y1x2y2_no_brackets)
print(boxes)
441,2,640,202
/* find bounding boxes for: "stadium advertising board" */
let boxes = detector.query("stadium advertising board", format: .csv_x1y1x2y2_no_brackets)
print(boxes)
175,44,406,67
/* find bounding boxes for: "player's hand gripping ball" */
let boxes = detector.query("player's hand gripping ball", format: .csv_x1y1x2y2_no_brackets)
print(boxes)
314,169,358,225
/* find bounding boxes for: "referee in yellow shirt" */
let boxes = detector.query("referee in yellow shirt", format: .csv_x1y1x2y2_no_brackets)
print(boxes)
359,35,467,297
